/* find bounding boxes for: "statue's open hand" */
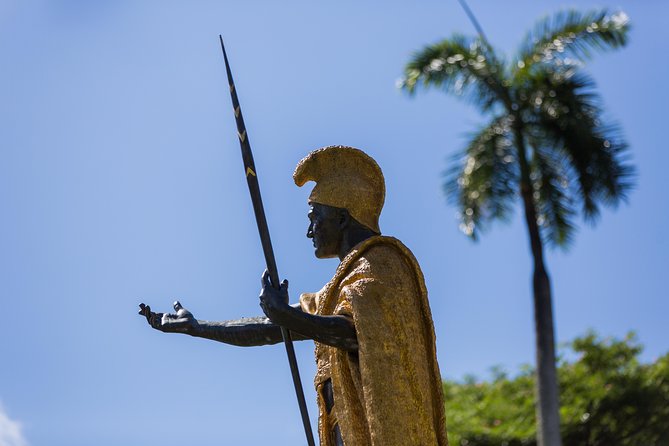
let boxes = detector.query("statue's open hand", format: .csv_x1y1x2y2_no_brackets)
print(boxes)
138,301,197,334
259,269,290,321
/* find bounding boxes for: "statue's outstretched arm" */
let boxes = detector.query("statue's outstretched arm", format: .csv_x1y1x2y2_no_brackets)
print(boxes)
259,271,358,352
138,301,308,347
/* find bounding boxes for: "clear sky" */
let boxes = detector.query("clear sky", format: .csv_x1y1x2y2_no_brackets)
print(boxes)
1,1,667,445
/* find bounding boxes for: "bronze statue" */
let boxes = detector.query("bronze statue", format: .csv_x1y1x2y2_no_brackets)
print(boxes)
139,146,448,445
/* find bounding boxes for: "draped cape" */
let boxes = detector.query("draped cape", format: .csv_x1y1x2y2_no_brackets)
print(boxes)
300,236,448,446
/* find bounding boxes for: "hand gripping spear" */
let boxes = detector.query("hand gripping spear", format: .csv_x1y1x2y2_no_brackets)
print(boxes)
219,36,316,446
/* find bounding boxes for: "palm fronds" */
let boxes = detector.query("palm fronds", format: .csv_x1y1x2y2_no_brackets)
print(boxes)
445,116,518,239
528,140,577,247
527,70,635,221
400,35,508,112
515,9,630,76
401,8,633,248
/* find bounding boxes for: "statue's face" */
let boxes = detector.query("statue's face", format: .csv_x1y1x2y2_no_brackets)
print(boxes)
307,202,346,259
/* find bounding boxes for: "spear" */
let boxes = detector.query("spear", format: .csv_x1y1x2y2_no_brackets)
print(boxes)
218,35,316,446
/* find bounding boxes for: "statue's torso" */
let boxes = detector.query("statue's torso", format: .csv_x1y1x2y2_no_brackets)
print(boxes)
300,236,448,446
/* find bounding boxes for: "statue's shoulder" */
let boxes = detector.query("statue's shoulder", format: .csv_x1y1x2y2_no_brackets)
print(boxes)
344,236,419,285
359,236,416,265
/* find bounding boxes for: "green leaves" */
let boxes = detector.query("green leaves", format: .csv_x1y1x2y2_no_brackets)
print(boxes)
401,8,633,247
528,144,576,247
400,34,507,112
528,70,635,223
444,333,669,446
445,116,517,240
515,9,630,77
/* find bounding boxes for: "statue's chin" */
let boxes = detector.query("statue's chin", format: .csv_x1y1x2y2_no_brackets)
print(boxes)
314,247,337,259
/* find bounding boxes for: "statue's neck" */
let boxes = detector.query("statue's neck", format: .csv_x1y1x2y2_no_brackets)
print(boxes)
338,228,378,260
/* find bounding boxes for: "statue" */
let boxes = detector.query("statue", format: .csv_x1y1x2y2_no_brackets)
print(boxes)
139,145,448,446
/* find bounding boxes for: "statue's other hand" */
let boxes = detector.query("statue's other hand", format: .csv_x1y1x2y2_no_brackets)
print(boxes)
138,301,197,334
259,269,290,321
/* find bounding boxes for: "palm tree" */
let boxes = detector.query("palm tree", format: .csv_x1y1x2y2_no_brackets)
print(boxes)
400,9,634,446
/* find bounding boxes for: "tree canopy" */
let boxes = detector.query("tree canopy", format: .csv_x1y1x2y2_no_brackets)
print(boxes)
400,9,635,247
444,333,669,446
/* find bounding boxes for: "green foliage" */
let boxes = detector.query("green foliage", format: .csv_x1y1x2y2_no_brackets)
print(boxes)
515,10,630,74
443,115,518,239
400,9,635,247
444,333,669,445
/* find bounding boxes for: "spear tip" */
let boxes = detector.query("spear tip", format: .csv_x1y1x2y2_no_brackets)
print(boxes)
219,35,227,54
219,35,233,84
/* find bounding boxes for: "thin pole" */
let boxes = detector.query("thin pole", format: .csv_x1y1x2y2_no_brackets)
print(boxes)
456,0,489,44
218,36,316,446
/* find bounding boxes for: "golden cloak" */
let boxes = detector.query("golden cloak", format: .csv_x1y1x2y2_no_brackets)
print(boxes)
300,236,448,446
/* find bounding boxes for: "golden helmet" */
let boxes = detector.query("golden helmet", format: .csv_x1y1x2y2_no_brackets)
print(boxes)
293,145,385,233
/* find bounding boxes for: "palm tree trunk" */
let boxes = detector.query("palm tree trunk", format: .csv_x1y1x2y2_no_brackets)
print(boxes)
515,127,562,446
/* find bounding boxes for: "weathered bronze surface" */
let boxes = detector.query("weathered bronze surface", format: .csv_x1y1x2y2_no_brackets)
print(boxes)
138,146,448,445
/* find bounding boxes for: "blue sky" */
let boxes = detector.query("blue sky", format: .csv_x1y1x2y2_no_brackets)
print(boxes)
1,1,667,445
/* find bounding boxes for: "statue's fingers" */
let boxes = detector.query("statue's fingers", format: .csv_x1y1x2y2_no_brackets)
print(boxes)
280,279,289,291
153,312,165,328
138,303,146,316
261,269,270,287
143,305,153,322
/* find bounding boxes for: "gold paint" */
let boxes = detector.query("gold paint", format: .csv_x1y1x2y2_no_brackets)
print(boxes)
246,166,256,177
300,236,448,446
238,130,246,142
229,83,235,93
293,146,385,233
234,106,240,118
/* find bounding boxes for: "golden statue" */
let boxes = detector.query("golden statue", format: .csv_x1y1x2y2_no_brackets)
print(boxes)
140,145,448,446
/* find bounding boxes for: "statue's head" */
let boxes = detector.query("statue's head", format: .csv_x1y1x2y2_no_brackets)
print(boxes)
294,146,385,258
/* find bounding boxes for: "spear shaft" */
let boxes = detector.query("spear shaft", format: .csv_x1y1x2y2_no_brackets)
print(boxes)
218,35,316,446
